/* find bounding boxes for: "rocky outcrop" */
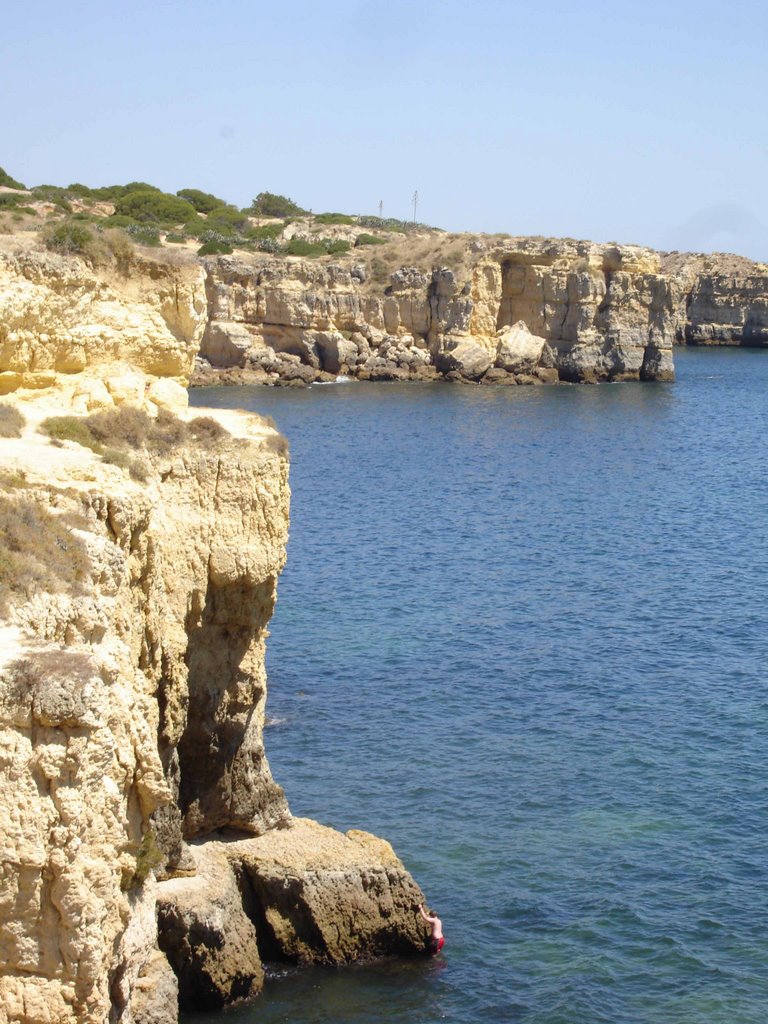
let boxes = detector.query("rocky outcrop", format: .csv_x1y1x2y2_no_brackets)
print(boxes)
684,273,768,346
0,372,426,1023
155,820,425,1010
197,238,678,385
660,252,768,346
0,248,207,395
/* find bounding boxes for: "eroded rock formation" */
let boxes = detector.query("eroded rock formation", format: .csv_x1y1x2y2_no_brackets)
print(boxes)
196,238,678,385
660,252,768,346
0,318,426,1021
1,229,766,1022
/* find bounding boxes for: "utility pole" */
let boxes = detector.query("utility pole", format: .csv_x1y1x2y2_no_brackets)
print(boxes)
412,190,418,225
378,199,383,219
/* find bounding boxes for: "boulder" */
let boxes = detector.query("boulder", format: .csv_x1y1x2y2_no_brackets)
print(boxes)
156,845,264,1011
313,331,359,374
228,819,428,963
495,321,546,373
432,336,494,380
200,321,255,368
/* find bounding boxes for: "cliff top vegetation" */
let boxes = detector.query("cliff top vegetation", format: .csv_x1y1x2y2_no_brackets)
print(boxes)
0,165,442,266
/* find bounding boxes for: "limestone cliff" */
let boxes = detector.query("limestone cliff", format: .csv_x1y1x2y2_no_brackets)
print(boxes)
197,237,677,385
0,245,206,395
0,376,426,1021
660,252,768,346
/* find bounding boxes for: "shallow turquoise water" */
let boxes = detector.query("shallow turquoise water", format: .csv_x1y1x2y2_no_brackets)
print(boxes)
189,349,768,1024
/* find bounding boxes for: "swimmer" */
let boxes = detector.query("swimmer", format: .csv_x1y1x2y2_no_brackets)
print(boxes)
418,904,444,955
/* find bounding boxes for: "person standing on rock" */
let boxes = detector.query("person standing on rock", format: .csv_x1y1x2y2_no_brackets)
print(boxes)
418,904,444,955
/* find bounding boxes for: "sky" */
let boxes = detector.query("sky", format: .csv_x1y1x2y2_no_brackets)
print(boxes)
3,0,767,259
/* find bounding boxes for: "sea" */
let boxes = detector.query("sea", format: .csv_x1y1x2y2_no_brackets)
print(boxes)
188,347,768,1024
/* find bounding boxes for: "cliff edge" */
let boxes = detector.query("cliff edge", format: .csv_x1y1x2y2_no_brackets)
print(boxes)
0,323,426,1022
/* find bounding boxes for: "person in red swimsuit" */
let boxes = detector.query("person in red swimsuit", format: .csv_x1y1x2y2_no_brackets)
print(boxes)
418,904,445,955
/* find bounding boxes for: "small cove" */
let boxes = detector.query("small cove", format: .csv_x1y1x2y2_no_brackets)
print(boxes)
189,348,768,1024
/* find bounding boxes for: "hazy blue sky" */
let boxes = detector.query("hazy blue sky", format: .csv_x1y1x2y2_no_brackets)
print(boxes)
3,0,767,258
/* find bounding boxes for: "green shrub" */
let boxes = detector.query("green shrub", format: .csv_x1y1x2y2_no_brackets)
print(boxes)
0,193,26,209
41,416,102,451
43,220,133,263
114,190,196,224
206,206,250,229
285,238,326,257
0,404,25,438
245,222,284,241
314,212,356,225
256,237,281,254
43,221,97,258
0,167,26,190
182,209,250,242
181,216,212,239
126,224,162,247
31,186,73,212
87,407,151,449
249,192,306,217
66,183,97,199
284,237,352,258
355,233,386,247
132,830,164,885
176,188,228,213
358,215,408,233
68,181,161,201
356,214,440,233
41,408,232,477
103,214,139,229
198,238,233,255
164,232,187,244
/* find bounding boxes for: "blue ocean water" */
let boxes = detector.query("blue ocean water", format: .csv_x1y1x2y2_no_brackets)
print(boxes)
189,348,768,1024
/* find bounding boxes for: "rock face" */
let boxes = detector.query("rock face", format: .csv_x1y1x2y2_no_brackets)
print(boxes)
155,820,426,1010
197,239,678,384
0,374,426,1020
684,273,768,346
661,252,768,346
0,248,207,394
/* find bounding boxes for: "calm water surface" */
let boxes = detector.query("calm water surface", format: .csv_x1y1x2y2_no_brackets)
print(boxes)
189,348,768,1024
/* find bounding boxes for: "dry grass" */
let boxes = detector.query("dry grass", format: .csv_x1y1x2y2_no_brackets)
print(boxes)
9,647,95,689
42,220,135,267
0,469,27,489
355,231,473,292
41,416,102,451
0,493,91,614
263,431,289,457
87,407,230,453
185,415,228,444
101,447,150,481
40,407,238,482
0,404,25,438
40,408,232,477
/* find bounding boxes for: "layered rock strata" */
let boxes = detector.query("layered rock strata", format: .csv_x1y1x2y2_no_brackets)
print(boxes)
196,238,677,385
0,247,207,394
0,375,426,1020
659,252,768,346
